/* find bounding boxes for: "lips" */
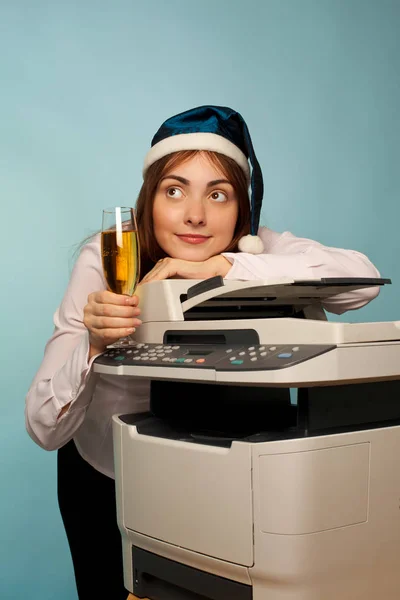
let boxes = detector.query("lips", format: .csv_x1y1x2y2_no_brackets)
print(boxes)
176,234,211,245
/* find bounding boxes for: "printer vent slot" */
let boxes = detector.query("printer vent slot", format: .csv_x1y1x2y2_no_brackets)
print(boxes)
164,329,259,346
183,303,305,321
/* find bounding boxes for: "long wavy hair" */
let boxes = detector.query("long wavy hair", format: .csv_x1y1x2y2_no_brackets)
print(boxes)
136,150,251,278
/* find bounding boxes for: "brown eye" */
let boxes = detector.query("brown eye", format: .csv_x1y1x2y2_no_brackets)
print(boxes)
166,187,183,198
210,191,227,202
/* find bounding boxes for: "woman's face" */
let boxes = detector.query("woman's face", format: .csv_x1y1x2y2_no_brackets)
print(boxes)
152,153,239,262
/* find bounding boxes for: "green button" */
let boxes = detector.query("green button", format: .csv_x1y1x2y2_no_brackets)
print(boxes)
231,360,244,365
175,358,185,363
114,356,125,361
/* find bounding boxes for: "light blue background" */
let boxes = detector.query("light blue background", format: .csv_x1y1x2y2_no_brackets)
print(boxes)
0,1,399,598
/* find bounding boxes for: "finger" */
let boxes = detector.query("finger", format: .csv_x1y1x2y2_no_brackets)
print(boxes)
91,326,137,343
92,316,142,330
90,290,139,306
141,259,171,283
141,267,161,284
142,262,177,283
91,303,141,318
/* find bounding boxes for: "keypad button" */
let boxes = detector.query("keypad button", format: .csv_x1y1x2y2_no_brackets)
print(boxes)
150,357,157,361
278,353,293,359
248,346,255,351
114,356,125,361
226,348,233,353
184,359,193,363
143,345,149,349
127,350,132,354
292,346,300,352
231,359,244,365
269,346,277,351
172,345,180,350
251,357,258,361
164,345,172,349
162,358,170,362
165,349,173,353
133,350,139,354
229,356,237,361
175,358,185,363
239,351,246,356
157,353,165,357
170,358,177,363
259,346,265,351
136,343,144,348
260,352,267,357
196,358,206,364
249,352,256,356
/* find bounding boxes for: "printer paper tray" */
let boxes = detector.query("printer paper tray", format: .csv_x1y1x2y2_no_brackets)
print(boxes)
116,421,254,566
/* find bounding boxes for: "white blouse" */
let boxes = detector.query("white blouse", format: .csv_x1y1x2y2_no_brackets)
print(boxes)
25,227,381,478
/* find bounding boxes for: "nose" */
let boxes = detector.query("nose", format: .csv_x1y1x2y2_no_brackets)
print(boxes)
183,197,206,226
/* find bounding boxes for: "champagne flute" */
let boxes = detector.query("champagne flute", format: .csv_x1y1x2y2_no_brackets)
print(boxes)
101,207,140,347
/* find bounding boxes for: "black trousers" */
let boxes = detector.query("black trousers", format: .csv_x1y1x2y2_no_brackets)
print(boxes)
57,439,128,600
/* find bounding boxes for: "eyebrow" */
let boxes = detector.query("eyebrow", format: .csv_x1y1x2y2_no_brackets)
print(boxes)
160,175,233,188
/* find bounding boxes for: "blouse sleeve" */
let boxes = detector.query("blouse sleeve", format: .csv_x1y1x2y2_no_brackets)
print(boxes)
222,228,381,315
25,236,106,450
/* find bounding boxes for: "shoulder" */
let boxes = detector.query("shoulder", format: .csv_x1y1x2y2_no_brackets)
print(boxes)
68,233,105,289
73,233,102,269
257,226,293,252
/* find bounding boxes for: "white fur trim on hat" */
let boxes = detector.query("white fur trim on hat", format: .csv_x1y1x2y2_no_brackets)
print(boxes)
143,132,250,178
238,234,264,254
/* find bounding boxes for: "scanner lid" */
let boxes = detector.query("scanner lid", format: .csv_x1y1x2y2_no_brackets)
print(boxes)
181,276,391,313
136,276,391,325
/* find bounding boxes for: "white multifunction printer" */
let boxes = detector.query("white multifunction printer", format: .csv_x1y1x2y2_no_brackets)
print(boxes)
94,276,400,600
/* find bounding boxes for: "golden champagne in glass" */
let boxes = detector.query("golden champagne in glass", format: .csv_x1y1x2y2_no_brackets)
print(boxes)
101,207,140,345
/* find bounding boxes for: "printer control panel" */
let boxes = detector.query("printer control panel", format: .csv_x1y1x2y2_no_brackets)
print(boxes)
95,343,335,371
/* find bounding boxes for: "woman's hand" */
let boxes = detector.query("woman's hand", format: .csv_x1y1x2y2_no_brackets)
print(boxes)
83,291,142,358
140,255,231,285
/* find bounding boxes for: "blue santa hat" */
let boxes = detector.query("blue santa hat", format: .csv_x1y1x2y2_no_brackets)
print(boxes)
143,105,264,254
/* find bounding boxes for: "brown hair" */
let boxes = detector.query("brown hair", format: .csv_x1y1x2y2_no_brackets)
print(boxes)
136,150,250,279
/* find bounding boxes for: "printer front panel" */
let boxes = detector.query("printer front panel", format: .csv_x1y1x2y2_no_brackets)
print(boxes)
119,422,254,567
249,426,400,599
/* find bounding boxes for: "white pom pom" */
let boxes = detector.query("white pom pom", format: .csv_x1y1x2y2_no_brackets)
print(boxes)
238,234,264,254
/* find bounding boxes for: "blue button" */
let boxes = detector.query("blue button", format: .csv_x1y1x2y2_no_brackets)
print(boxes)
278,353,292,359
231,360,244,365
114,356,125,361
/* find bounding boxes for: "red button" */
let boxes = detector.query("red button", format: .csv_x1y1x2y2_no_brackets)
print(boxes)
195,358,206,364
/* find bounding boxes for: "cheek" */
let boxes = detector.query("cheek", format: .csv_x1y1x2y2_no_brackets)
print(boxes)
152,197,175,241
216,205,238,237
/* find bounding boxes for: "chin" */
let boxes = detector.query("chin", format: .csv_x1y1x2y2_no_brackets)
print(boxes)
167,243,214,262
162,237,230,262
176,250,213,262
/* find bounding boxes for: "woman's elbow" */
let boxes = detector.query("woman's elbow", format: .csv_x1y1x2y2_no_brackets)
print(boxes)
25,403,65,452
362,284,380,304
323,285,380,315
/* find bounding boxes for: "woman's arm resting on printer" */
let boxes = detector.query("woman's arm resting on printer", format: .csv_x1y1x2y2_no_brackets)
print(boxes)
140,255,231,284
222,228,381,315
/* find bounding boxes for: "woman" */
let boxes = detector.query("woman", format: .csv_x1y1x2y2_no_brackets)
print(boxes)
25,106,380,599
